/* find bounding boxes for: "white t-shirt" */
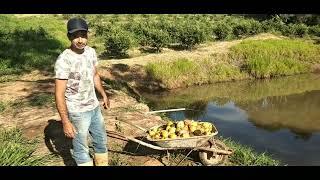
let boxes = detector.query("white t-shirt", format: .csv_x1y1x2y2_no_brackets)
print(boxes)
54,46,99,113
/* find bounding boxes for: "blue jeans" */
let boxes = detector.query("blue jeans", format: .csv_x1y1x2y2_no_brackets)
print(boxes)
68,106,107,165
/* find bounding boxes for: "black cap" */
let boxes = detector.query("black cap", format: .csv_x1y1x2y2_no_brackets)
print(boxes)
67,18,88,34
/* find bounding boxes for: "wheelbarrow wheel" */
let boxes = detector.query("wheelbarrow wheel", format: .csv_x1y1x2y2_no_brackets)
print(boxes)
199,140,228,166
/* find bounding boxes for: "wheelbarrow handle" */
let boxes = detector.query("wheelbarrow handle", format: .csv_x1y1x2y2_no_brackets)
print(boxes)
115,117,148,133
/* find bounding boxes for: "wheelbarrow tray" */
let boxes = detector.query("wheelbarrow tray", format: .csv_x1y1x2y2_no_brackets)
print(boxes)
146,124,218,148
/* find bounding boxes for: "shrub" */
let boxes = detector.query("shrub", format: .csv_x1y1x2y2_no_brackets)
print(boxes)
143,28,170,52
309,25,320,37
213,22,233,40
104,29,135,56
176,23,207,50
290,23,309,37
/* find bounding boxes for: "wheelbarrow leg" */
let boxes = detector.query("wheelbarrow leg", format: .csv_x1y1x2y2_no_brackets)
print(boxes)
176,149,194,166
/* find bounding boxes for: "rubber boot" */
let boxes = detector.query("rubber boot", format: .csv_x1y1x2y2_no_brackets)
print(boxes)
78,160,94,166
94,153,108,166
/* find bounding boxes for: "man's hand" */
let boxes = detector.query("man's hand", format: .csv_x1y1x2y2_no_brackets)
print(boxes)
63,121,77,139
102,96,110,110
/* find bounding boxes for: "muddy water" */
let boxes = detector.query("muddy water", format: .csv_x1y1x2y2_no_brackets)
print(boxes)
142,74,320,165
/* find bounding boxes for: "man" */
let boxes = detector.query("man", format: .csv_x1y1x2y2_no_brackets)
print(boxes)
54,17,109,166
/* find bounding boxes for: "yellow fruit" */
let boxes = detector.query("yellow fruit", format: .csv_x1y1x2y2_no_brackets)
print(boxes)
154,134,160,139
149,130,156,136
161,130,169,139
167,121,174,126
166,125,171,131
181,133,190,138
168,127,176,134
183,126,189,131
189,126,197,132
177,121,185,129
191,121,198,127
168,133,177,139
203,122,212,129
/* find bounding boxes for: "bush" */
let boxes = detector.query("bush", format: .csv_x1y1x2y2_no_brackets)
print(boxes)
290,23,309,37
233,21,251,38
213,22,233,40
143,28,170,52
309,25,320,37
176,23,207,50
104,29,135,57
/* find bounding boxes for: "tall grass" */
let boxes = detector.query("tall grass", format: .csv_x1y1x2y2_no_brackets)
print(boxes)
145,58,248,89
230,39,320,78
0,128,49,166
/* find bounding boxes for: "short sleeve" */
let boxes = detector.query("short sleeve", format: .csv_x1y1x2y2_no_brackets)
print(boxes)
54,54,70,79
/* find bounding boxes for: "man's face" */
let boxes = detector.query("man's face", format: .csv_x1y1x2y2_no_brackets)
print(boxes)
69,30,88,50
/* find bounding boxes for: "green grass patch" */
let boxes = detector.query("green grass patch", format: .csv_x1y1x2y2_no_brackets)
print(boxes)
0,101,7,112
145,58,248,89
221,137,281,166
28,93,55,107
0,15,67,76
230,39,320,78
0,128,50,166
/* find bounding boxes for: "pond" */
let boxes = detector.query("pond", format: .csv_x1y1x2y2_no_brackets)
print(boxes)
142,73,320,166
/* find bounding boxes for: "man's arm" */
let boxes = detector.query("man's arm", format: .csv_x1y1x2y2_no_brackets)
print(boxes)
55,79,76,138
93,67,110,109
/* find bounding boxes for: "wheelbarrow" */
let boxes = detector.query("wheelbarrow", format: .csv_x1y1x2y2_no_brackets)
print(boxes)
107,109,233,166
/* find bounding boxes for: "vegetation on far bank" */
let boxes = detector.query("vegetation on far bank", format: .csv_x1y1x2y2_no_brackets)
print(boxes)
145,39,320,89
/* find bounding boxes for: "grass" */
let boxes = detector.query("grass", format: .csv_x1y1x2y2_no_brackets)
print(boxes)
0,128,50,166
144,39,320,89
145,58,248,89
0,93,55,115
230,39,320,78
28,93,55,107
0,101,7,112
221,137,281,166
0,15,67,78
